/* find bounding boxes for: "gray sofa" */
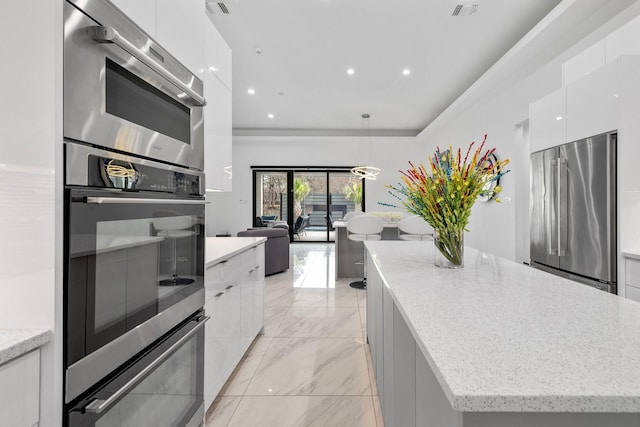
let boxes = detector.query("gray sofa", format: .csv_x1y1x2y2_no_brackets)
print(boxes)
237,227,290,275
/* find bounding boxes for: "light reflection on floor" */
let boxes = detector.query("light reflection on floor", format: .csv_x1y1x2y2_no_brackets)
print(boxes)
205,242,384,427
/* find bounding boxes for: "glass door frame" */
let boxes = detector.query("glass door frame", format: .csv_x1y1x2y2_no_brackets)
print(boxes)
252,167,365,243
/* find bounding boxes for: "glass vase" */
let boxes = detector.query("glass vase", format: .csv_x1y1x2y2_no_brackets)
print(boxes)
433,228,464,269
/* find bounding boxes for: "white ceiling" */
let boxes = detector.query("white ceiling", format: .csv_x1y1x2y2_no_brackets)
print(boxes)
205,0,628,136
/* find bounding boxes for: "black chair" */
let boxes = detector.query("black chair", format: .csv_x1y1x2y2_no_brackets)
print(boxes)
293,215,310,239
326,214,334,231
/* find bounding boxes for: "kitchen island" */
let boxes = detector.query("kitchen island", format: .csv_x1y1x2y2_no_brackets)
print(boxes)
365,240,640,427
334,219,400,279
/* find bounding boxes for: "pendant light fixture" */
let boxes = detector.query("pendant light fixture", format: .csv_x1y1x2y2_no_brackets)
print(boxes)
351,113,381,180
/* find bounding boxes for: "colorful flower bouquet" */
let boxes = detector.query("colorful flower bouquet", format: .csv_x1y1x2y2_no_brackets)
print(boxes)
383,135,509,267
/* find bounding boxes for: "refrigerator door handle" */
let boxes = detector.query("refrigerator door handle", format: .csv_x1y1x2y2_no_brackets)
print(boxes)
557,158,568,257
548,159,558,256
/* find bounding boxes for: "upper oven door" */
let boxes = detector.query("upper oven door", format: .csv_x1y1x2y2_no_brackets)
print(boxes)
63,0,205,170
65,187,205,401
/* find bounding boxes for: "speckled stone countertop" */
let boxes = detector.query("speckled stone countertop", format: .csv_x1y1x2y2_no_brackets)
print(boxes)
206,237,266,268
365,241,640,413
0,329,51,365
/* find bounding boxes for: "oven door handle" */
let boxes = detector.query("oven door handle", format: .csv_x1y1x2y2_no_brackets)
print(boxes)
88,26,206,107
84,197,206,205
83,316,209,414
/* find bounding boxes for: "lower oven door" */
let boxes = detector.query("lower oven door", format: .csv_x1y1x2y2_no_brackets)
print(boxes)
67,313,208,427
65,188,205,402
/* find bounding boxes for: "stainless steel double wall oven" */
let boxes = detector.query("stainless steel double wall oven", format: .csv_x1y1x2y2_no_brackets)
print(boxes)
63,0,208,425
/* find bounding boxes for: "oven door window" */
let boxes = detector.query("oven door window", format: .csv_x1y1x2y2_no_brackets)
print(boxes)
105,59,191,145
66,190,205,366
68,316,205,427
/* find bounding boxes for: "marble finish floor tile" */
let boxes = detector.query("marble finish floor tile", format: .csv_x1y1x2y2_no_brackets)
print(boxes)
205,396,241,427
373,394,384,427
264,285,297,307
245,337,371,396
275,306,362,338
220,337,272,396
262,305,289,338
291,286,359,308
227,396,377,427
265,270,298,288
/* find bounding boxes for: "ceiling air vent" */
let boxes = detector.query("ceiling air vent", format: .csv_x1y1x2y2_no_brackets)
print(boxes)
206,1,231,14
217,3,230,14
452,4,478,16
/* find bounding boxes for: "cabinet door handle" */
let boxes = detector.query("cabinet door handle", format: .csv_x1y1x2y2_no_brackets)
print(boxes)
215,292,224,298
83,316,209,414
87,26,206,107
225,285,233,290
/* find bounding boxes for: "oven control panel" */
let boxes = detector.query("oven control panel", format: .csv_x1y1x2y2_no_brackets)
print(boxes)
87,155,202,196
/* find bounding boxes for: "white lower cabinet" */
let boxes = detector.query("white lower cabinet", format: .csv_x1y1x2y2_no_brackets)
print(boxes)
625,257,640,303
0,349,40,426
367,257,459,427
203,243,265,410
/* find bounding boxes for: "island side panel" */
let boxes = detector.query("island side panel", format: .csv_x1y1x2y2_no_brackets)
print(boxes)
416,346,462,427
335,225,364,279
393,303,416,427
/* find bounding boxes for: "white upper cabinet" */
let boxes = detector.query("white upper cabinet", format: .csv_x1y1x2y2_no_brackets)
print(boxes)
566,60,618,142
204,15,232,192
110,0,157,37
156,0,205,76
205,15,232,90
110,0,204,77
530,88,566,153
605,15,640,62
562,40,606,86
216,29,233,90
204,65,232,192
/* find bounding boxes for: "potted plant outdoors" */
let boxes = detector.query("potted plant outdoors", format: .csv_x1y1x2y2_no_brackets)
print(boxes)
293,177,311,219
343,181,363,212
383,135,509,268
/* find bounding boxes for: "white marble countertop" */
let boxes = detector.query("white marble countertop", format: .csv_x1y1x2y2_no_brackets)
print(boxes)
206,236,266,268
0,329,51,365
622,251,640,260
333,220,399,228
365,240,640,413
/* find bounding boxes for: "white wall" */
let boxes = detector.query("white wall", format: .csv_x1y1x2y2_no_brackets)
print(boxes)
206,135,422,237
0,1,63,425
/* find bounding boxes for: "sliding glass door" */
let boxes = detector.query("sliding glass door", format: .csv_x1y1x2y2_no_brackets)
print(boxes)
253,168,363,242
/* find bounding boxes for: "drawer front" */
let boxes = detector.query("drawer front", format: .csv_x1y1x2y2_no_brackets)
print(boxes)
242,245,261,271
0,350,40,426
626,258,640,287
222,254,245,284
625,285,640,303
205,262,225,301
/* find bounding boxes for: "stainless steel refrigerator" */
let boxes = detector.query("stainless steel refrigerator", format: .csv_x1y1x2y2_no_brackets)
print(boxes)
530,132,617,293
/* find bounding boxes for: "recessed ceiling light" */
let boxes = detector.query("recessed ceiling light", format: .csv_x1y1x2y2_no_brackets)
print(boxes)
402,69,411,76
267,113,275,119
247,88,256,95
347,68,355,75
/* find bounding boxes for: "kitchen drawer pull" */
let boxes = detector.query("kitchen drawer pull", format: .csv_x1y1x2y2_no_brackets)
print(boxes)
84,196,205,205
215,292,224,298
225,285,233,290
83,316,209,414
88,26,206,107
